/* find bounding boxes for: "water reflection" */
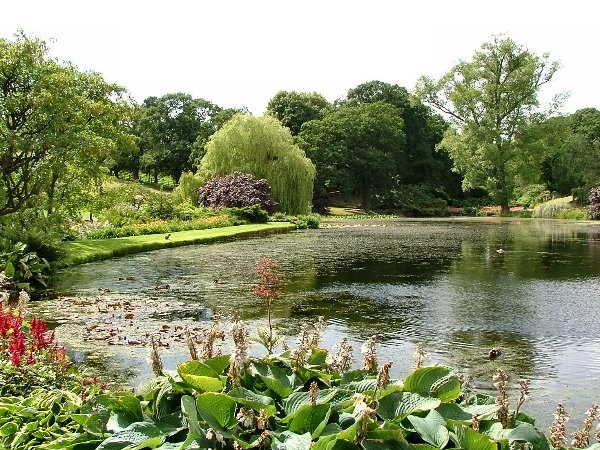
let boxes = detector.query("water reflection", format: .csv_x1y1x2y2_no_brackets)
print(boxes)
33,218,600,428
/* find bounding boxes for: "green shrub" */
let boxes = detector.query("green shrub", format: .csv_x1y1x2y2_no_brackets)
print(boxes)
0,241,50,292
140,191,176,220
100,203,147,227
513,184,551,207
228,204,269,224
173,171,204,205
557,208,591,220
173,202,212,220
373,184,448,216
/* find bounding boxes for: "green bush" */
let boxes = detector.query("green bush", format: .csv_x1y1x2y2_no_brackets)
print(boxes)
0,241,50,292
228,205,269,224
557,208,591,220
514,184,551,207
140,191,176,220
172,171,203,205
373,184,448,216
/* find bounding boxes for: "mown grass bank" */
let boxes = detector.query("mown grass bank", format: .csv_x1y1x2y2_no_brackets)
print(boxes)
62,222,295,266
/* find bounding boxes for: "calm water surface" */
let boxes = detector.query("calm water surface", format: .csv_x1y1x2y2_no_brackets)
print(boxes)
36,218,600,428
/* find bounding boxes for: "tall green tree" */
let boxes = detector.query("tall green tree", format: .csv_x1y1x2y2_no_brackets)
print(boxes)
297,102,406,211
417,35,560,213
0,32,132,219
137,93,221,183
344,81,456,194
533,108,600,199
266,91,330,135
198,114,315,215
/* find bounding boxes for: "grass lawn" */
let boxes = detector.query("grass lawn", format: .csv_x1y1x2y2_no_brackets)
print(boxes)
62,222,295,266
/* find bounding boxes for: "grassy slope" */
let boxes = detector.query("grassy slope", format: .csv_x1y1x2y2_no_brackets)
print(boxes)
63,222,295,266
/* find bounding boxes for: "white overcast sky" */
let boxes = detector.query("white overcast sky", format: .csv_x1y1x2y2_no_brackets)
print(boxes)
2,0,598,115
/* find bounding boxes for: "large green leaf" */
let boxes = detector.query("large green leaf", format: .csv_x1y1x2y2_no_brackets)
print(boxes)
378,392,441,421
251,361,301,398
288,404,332,438
408,411,449,448
451,424,497,450
0,422,18,437
498,423,550,450
177,361,224,392
203,354,231,375
344,379,378,393
364,428,410,450
96,421,165,449
306,348,330,367
403,366,460,402
227,387,277,417
283,389,341,416
196,392,237,431
96,394,144,432
4,261,15,278
272,431,313,450
178,395,203,449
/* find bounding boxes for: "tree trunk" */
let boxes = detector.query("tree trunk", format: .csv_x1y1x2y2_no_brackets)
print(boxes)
132,166,139,181
47,171,59,215
361,188,371,212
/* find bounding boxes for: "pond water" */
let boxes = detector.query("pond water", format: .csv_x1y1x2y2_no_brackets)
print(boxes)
32,218,600,428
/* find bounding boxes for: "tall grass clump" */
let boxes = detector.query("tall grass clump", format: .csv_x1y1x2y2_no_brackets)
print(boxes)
532,197,573,219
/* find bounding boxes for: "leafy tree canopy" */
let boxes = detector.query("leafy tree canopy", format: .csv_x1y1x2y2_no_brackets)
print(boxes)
298,102,406,211
417,35,560,213
344,80,456,194
0,32,133,219
266,91,330,135
198,114,315,215
136,93,222,183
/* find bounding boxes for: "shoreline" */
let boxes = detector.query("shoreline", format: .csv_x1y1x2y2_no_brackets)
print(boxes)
62,222,296,266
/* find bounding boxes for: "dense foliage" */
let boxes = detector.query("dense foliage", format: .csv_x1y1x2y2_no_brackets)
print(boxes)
298,101,406,211
199,114,315,215
417,35,560,214
266,91,330,135
0,32,134,220
197,172,278,214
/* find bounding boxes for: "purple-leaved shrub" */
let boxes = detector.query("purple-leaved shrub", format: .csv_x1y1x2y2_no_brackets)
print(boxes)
589,186,600,220
197,172,278,214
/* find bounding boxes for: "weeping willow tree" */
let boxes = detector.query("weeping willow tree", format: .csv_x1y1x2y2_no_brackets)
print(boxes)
198,114,315,215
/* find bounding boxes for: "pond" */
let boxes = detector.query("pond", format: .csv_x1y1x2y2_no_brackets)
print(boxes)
31,218,600,429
